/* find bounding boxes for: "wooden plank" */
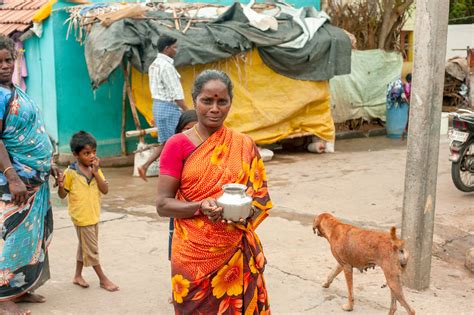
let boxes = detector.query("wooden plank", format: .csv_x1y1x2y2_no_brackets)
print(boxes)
126,127,157,138
121,66,127,156
172,8,180,30
123,62,144,144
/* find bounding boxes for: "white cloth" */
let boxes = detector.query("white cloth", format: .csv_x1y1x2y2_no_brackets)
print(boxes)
241,1,278,32
148,53,184,102
276,4,330,49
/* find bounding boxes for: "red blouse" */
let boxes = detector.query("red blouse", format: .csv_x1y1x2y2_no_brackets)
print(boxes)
159,133,197,179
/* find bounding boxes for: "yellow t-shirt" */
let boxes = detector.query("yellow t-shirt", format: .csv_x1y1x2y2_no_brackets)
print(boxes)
63,163,106,226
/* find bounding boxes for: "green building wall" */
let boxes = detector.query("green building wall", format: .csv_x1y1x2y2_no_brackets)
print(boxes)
52,9,140,157
25,6,145,158
24,16,58,143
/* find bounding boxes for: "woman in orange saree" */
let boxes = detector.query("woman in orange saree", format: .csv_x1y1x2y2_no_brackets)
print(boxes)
157,70,272,314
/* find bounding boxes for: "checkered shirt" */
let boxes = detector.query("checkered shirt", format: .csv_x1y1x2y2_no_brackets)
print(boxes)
149,53,184,102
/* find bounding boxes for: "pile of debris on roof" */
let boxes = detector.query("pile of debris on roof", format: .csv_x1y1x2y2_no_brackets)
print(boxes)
64,1,352,88
443,56,470,111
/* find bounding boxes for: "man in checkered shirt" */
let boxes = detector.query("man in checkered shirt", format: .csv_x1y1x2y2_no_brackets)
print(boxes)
138,35,189,180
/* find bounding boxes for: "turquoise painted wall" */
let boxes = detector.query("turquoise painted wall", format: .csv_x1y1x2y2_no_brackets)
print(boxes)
25,4,146,158
51,9,143,157
288,0,320,9
24,17,58,144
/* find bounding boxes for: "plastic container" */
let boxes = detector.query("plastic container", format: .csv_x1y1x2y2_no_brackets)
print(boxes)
386,103,409,138
258,147,274,161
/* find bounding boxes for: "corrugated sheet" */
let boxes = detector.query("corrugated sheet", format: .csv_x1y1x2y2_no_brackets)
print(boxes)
0,0,48,36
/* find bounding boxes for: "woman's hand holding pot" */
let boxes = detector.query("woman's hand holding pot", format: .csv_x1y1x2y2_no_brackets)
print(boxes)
221,206,256,225
200,198,223,223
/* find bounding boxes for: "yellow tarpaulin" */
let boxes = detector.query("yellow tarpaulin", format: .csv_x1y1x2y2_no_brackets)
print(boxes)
32,0,56,23
131,50,334,144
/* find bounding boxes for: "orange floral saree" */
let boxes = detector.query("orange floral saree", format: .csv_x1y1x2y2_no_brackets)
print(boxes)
171,126,272,315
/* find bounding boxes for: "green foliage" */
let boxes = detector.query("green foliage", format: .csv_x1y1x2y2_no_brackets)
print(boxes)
449,0,474,24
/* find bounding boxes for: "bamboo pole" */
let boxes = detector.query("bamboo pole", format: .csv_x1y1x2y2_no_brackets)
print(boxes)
126,127,157,138
182,19,192,34
172,8,180,30
122,62,145,144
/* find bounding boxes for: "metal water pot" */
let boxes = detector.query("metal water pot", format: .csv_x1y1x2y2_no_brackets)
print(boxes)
217,183,253,221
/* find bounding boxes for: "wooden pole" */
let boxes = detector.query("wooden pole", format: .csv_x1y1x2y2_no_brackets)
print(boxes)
121,69,127,156
401,0,450,290
172,8,180,30
122,62,145,144
126,127,157,138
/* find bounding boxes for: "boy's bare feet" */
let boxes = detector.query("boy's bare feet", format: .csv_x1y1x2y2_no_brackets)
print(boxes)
137,165,148,182
13,292,46,303
73,276,90,288
0,301,31,315
100,279,119,292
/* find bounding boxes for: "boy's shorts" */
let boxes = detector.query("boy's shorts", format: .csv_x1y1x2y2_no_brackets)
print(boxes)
75,224,100,267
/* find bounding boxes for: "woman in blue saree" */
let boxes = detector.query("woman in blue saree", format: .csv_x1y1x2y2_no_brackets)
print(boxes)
0,35,60,314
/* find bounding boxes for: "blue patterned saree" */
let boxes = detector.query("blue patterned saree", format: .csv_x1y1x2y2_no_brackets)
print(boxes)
0,86,53,301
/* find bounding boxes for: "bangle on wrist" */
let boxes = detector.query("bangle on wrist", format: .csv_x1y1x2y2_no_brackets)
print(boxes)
194,200,205,216
3,166,14,176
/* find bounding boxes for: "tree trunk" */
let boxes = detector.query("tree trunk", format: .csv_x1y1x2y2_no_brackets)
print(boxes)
378,0,395,49
327,0,414,51
378,0,414,50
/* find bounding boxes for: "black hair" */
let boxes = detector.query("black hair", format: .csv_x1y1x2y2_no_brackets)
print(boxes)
175,109,198,134
0,35,16,59
405,73,412,83
191,70,233,101
70,131,97,154
157,35,177,53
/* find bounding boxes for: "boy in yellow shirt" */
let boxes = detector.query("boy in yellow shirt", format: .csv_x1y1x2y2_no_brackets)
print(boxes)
58,131,119,292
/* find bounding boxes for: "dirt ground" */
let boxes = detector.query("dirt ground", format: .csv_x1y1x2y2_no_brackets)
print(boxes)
25,136,473,314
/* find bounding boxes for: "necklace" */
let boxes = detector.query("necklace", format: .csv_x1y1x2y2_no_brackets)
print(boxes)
194,125,205,143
